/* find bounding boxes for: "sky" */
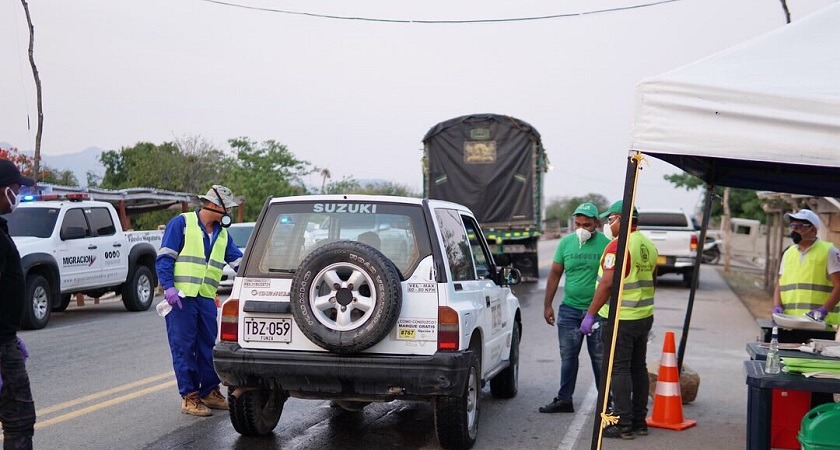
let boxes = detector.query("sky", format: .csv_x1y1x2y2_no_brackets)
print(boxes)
1,0,834,214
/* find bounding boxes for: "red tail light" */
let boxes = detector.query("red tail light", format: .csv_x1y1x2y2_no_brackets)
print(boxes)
438,306,460,351
690,234,698,251
220,298,239,342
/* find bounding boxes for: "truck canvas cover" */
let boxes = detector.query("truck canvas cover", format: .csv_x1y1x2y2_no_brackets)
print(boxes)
423,114,543,227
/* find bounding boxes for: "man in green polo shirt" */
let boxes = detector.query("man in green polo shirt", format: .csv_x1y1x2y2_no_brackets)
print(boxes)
540,202,610,413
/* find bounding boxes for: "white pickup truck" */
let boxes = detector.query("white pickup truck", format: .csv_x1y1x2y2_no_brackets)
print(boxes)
6,193,162,329
637,209,698,287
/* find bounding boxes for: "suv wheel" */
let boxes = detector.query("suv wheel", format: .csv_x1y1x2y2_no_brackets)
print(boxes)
122,265,154,311
490,323,520,398
22,274,52,330
229,388,287,436
435,349,481,449
291,241,402,354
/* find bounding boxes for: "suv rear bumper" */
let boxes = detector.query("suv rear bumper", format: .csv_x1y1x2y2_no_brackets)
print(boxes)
213,342,472,400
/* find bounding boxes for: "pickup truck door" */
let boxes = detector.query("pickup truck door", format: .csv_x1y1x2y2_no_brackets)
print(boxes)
85,206,129,285
57,207,98,291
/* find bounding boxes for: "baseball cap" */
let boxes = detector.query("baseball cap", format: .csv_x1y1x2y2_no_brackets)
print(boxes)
599,200,639,219
0,159,36,187
573,202,599,218
785,209,820,230
198,184,239,209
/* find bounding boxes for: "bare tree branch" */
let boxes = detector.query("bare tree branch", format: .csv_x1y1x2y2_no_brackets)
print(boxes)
779,0,791,24
21,0,44,183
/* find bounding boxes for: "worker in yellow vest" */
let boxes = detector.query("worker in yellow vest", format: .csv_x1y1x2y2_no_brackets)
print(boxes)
580,200,658,440
156,185,243,416
773,209,840,325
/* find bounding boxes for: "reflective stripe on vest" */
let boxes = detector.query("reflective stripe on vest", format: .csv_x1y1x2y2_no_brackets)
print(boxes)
173,212,229,298
779,240,839,325
598,232,658,320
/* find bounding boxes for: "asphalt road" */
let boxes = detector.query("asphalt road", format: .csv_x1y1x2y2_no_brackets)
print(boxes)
17,239,721,450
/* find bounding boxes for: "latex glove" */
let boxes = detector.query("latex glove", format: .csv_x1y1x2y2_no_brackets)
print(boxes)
580,313,597,335
164,287,183,309
772,305,784,315
806,306,828,322
17,337,29,359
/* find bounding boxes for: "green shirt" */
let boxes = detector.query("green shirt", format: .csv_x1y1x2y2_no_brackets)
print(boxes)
554,231,610,310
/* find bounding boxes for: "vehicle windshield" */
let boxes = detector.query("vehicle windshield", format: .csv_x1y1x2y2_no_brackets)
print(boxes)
244,201,432,278
5,207,60,238
227,224,255,248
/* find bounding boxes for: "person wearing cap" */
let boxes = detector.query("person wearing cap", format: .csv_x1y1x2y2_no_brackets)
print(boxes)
580,200,658,439
540,202,610,414
773,209,840,325
0,159,37,448
155,184,243,416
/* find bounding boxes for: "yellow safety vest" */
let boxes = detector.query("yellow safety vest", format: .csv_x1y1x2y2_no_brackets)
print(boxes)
779,240,839,325
173,212,228,298
598,231,658,320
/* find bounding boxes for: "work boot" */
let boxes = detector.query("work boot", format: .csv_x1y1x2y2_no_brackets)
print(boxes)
603,425,634,440
538,397,574,413
201,387,229,410
182,392,212,416
632,423,649,436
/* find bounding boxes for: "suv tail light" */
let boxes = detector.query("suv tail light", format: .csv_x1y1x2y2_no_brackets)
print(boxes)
438,306,460,351
690,234,698,251
220,298,239,342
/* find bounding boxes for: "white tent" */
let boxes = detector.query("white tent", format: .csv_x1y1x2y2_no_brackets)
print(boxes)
630,2,840,196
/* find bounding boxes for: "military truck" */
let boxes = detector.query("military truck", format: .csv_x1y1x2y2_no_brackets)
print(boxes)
422,114,548,281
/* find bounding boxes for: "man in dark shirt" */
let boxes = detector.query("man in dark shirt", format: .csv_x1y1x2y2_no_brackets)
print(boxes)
0,158,36,449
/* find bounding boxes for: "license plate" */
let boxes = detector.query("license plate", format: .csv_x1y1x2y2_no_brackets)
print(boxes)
657,256,666,265
244,317,293,343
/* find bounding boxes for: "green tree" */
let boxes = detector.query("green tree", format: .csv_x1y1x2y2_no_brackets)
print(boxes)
663,173,765,222
223,138,315,221
41,168,78,186
324,177,419,197
544,193,610,223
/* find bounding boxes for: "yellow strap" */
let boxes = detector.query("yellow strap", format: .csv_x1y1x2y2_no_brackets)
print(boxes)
595,151,647,448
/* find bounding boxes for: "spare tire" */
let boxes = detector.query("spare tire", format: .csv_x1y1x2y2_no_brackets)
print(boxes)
291,241,402,354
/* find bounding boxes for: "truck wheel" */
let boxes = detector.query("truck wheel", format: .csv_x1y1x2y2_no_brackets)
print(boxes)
53,294,72,312
22,274,52,330
490,323,520,399
122,265,154,311
435,349,481,449
229,388,286,436
290,241,402,354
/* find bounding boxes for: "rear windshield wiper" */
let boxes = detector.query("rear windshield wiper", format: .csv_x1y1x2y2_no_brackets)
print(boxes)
268,268,296,274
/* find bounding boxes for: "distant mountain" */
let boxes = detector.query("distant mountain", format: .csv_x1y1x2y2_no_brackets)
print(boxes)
40,147,106,186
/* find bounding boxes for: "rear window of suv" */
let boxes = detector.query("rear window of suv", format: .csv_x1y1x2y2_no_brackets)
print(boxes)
243,201,432,278
637,212,690,228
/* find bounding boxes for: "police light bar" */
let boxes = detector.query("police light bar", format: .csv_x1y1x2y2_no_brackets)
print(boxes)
24,193,91,202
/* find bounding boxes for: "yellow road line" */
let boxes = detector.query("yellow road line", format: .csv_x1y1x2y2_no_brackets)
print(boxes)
34,380,177,429
36,372,173,415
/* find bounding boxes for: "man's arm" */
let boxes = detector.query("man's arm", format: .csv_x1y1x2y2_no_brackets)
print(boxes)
155,216,186,290
543,262,564,325
821,271,840,313
224,237,244,272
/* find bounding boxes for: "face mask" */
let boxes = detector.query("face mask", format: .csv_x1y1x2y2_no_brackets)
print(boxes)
791,231,802,244
4,187,20,212
576,228,592,247
603,223,614,240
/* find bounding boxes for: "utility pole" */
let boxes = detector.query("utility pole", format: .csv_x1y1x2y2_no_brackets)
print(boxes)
21,0,44,183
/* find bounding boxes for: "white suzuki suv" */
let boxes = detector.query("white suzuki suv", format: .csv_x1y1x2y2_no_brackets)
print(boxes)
213,195,522,449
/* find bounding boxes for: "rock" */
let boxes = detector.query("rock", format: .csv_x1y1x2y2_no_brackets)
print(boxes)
648,362,700,404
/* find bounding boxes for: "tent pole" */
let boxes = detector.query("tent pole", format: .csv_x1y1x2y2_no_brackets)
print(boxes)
677,184,715,372
590,154,640,450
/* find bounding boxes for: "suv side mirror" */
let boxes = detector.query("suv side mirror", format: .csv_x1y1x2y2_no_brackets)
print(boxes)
497,267,522,286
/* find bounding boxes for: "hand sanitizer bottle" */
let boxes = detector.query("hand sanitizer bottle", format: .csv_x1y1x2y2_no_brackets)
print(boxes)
765,326,781,374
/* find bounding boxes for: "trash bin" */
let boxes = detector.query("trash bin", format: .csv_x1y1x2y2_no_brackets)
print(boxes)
798,402,840,450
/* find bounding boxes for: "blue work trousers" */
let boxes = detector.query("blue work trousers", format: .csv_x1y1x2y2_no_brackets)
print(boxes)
165,296,220,397
556,303,603,401
0,338,35,449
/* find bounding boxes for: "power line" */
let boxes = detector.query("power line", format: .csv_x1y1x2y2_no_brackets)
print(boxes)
198,0,683,24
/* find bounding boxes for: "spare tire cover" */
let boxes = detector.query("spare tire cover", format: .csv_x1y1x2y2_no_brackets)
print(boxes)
290,241,402,353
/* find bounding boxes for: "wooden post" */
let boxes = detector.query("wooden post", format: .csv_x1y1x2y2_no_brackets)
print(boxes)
118,200,130,231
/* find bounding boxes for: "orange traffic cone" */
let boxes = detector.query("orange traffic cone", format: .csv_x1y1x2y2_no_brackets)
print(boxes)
646,331,697,430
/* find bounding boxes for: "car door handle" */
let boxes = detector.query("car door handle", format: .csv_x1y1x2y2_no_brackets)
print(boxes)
486,296,490,307
454,283,463,291
88,245,98,249
113,243,122,247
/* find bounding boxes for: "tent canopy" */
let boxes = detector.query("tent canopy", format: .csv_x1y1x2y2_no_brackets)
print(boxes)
630,2,840,196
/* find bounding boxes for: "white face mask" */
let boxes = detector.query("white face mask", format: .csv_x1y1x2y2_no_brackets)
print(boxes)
4,187,20,212
603,223,615,240
576,228,592,247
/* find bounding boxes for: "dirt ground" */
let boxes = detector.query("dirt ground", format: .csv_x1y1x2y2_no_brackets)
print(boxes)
716,266,774,320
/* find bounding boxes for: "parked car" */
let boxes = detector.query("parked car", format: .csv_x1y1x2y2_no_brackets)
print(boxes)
636,209,698,286
213,195,522,449
218,222,256,291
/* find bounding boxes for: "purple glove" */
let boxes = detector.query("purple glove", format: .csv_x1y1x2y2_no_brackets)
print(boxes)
164,287,183,309
17,337,29,359
806,306,828,322
580,313,597,335
772,305,784,315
